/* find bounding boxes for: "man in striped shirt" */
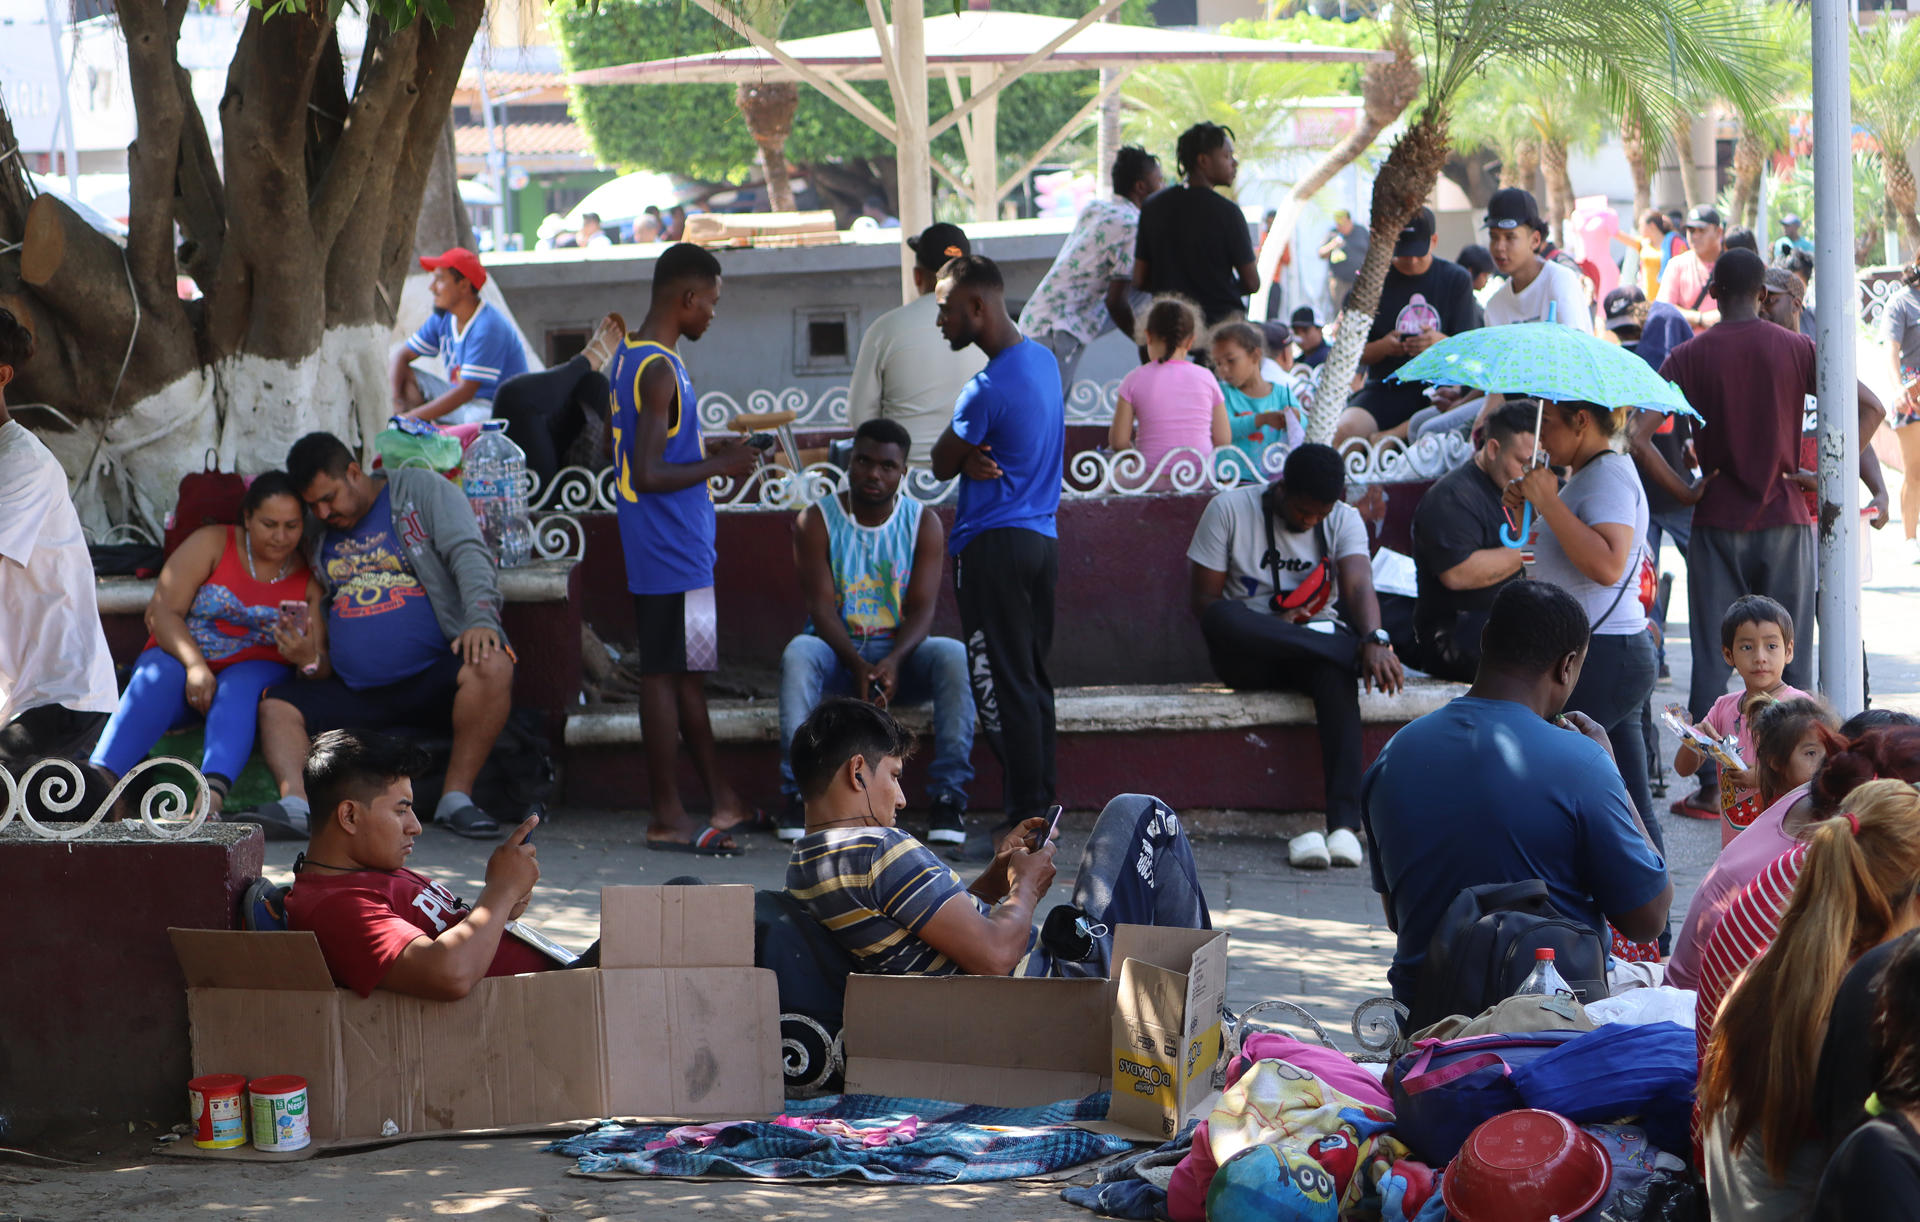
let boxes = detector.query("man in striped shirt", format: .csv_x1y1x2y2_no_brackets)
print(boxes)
785,699,1210,978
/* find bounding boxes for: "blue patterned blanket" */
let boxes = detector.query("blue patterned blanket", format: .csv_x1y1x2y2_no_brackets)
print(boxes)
548,1092,1134,1183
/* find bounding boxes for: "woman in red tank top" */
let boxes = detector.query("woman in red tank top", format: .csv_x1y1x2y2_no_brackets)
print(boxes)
89,472,328,813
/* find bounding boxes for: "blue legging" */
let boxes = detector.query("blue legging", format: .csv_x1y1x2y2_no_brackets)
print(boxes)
90,648,289,785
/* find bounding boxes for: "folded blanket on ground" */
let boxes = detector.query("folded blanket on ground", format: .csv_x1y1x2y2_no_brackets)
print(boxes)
548,1092,1135,1183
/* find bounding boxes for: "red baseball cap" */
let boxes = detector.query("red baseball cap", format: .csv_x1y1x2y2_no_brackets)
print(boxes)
419,246,486,289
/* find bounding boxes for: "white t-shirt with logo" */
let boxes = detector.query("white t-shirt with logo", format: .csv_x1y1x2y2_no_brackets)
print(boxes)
0,420,117,726
1186,483,1369,621
1485,258,1592,331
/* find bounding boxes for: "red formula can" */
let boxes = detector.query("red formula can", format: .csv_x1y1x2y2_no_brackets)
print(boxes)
188,1073,248,1149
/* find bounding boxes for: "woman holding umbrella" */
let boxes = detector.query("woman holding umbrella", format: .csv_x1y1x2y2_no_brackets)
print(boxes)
1506,400,1664,866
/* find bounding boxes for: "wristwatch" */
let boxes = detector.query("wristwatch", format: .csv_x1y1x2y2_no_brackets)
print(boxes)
1367,629,1392,649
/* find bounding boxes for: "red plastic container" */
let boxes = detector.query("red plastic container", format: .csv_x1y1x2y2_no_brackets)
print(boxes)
1442,1109,1612,1221
187,1073,248,1149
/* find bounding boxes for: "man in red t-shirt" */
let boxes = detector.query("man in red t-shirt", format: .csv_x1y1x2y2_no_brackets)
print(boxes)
1640,248,1888,816
284,729,547,999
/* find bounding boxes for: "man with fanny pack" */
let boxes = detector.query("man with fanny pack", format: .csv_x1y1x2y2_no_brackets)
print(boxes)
1187,443,1404,869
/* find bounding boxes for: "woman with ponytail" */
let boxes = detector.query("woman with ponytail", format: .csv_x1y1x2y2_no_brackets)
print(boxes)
1812,931,1920,1217
1699,775,1920,1219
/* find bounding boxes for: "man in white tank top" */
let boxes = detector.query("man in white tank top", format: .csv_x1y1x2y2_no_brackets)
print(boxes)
776,419,976,846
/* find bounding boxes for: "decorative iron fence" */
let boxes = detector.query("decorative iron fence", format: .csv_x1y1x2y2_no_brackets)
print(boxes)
1,757,214,840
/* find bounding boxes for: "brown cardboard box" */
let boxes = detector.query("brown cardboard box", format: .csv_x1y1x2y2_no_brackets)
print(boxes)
842,924,1228,1140
169,885,782,1149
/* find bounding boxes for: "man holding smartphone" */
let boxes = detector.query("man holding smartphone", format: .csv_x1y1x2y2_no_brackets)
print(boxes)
784,700,1209,980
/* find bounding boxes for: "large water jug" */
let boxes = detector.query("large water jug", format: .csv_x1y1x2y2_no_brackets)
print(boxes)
462,421,534,568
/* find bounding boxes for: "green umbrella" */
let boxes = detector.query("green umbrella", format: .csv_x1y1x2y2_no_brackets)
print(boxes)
1387,321,1701,421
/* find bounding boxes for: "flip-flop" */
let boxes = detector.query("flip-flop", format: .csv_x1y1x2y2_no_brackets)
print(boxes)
1669,793,1720,821
646,825,741,856
715,807,774,834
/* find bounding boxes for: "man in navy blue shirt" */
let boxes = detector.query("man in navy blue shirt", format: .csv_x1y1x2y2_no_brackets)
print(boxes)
931,255,1066,857
1361,580,1671,1009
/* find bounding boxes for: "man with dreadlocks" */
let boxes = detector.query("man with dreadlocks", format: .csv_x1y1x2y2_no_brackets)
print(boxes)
1133,121,1260,325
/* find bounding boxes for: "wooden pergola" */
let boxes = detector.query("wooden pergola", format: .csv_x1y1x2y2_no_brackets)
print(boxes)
571,6,1389,297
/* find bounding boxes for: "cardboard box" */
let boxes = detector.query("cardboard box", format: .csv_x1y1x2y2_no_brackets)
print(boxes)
169,885,782,1148
842,924,1228,1141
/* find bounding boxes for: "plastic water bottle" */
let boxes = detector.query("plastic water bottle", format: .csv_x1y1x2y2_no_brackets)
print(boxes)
1513,948,1576,1000
461,421,534,568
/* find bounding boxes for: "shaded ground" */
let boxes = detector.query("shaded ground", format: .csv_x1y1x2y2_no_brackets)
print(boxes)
7,477,1915,1221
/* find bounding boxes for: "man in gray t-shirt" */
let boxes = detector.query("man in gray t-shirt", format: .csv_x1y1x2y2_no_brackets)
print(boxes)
1186,444,1403,870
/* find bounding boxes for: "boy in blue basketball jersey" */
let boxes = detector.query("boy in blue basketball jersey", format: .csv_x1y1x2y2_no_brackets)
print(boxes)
609,243,761,854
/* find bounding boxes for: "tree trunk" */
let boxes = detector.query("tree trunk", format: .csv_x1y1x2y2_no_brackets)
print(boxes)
1671,111,1701,209
0,1,486,536
738,81,800,213
1729,128,1764,230
415,117,474,256
1884,148,1920,263
1249,29,1420,318
1541,136,1573,247
1620,110,1653,221
1511,139,1541,197
1309,106,1455,443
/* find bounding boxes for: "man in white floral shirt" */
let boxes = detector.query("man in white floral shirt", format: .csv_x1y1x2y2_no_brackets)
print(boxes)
1018,146,1162,393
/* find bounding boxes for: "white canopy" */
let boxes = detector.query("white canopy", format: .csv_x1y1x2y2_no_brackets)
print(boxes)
571,3,1388,297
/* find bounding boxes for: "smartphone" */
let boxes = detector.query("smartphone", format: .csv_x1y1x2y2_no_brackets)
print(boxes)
277,599,310,636
1029,804,1064,853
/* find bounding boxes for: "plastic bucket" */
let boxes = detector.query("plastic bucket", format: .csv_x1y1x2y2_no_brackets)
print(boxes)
248,1075,311,1153
188,1073,248,1149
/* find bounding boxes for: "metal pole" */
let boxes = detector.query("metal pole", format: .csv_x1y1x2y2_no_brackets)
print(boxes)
1812,0,1863,711
44,0,81,193
894,0,931,302
474,30,508,252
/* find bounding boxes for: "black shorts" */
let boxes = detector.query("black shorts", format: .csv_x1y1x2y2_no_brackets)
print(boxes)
0,704,108,765
266,650,463,734
1346,380,1429,431
633,587,717,674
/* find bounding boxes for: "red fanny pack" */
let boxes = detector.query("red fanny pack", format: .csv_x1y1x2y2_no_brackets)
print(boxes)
1264,513,1337,619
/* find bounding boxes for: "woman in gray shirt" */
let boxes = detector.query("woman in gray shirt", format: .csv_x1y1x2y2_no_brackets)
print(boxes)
1507,400,1664,871
1883,261,1920,564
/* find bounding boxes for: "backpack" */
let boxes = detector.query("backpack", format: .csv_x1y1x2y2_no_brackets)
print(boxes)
1386,1030,1590,1163
163,450,248,559
1405,879,1610,1034
753,889,859,1095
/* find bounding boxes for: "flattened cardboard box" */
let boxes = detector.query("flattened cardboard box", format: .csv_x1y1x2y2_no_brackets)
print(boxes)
842,925,1228,1141
170,885,782,1150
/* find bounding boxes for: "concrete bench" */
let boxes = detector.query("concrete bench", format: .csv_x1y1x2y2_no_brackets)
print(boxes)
95,560,583,738
563,678,1464,814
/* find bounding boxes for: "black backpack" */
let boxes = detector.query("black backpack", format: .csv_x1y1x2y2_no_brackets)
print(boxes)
1405,879,1610,1033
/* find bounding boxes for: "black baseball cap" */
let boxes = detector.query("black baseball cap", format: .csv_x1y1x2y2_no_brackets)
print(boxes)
907,222,971,271
1289,306,1320,329
1684,205,1723,230
1602,284,1646,331
1393,206,1436,258
1484,187,1543,231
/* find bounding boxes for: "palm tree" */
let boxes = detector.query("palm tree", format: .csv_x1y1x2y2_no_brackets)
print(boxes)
731,0,800,212
1453,68,1604,242
1618,108,1655,220
1852,16,1920,259
1304,0,1766,441
1724,5,1810,229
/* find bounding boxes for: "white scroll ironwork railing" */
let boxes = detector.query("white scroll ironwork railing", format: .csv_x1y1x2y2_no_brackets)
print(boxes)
0,757,213,840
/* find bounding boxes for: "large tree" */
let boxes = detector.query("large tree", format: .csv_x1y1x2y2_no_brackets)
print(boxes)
1305,0,1765,442
1852,15,1920,260
1,0,483,534
554,0,1148,224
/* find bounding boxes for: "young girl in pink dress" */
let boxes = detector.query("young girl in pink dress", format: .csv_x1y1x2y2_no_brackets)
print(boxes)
1109,297,1228,488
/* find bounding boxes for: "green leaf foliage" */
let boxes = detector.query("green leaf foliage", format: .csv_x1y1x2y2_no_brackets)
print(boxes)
554,0,1149,183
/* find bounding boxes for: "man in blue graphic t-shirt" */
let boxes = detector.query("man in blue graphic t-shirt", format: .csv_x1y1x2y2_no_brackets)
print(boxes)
392,247,528,427
235,434,516,843
931,254,1066,858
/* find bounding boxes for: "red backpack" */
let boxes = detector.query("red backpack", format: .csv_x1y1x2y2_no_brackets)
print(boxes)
162,450,248,559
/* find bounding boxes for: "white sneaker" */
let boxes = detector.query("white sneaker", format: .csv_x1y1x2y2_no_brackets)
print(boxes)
1289,830,1331,870
1908,536,1920,565
1326,827,1364,867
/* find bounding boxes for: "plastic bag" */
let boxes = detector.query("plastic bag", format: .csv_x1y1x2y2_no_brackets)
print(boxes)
374,419,463,472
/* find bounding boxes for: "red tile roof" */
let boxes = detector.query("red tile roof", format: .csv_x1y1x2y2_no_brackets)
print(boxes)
454,120,592,158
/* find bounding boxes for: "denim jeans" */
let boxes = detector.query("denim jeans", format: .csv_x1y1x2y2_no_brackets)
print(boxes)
779,633,975,803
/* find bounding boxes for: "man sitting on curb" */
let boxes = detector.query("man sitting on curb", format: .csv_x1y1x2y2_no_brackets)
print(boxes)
777,418,974,843
785,698,1210,979
1362,581,1672,1014
1187,443,1404,870
286,729,546,1000
236,432,515,842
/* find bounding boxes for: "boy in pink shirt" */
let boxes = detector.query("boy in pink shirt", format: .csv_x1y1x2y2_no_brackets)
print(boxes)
1110,297,1227,487
1674,595,1809,845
